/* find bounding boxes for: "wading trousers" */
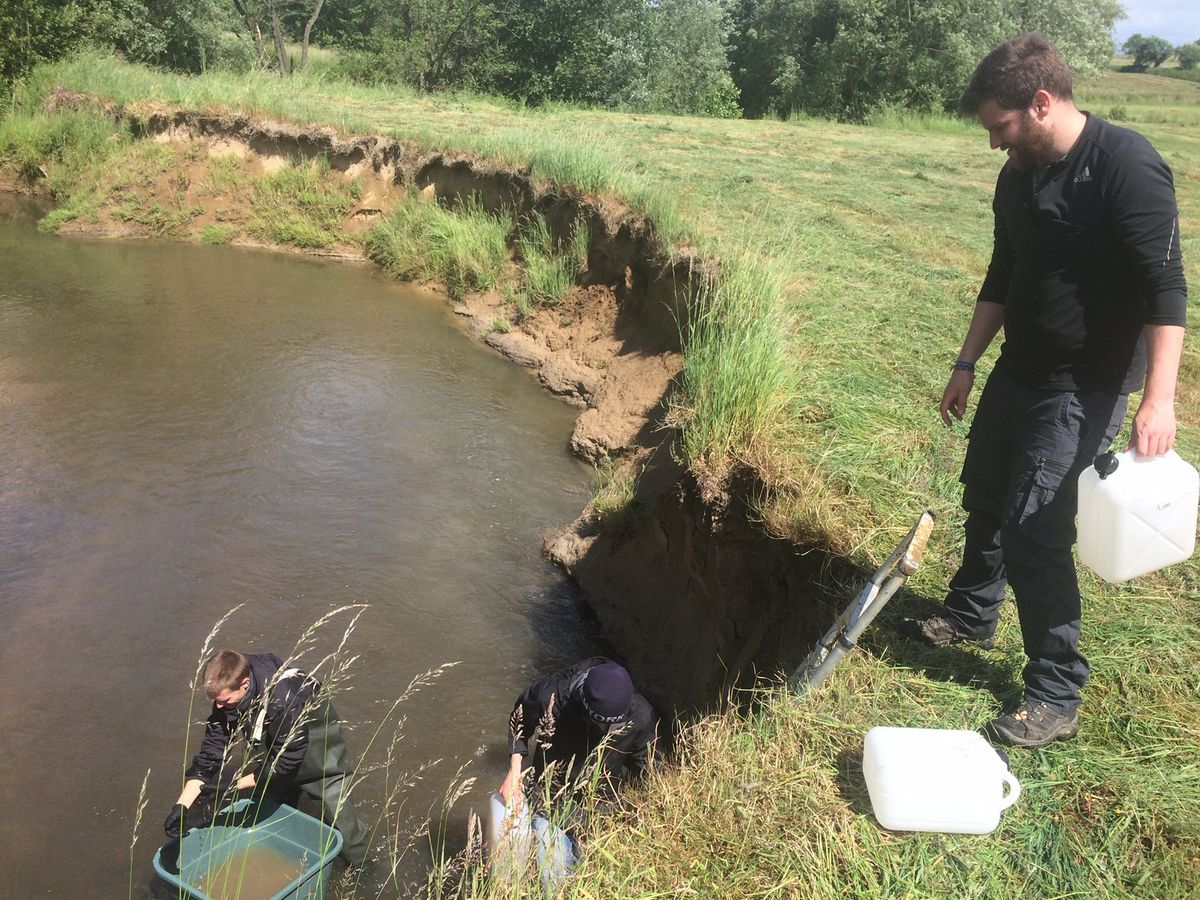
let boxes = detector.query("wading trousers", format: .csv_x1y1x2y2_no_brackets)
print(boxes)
264,704,372,866
943,368,1126,712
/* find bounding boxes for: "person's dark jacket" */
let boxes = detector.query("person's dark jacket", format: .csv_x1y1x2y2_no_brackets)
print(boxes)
978,113,1187,394
507,657,658,788
185,653,321,787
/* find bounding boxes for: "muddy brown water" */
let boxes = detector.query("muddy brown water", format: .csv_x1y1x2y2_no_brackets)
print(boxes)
192,844,306,900
0,195,607,896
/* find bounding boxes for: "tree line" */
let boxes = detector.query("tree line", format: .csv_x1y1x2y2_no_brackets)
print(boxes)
2,0,1177,121
1122,34,1200,71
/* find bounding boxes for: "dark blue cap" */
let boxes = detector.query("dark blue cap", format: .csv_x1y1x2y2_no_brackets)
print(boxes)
581,663,633,724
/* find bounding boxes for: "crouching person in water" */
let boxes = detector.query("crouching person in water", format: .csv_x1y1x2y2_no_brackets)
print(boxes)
163,650,372,867
499,657,658,808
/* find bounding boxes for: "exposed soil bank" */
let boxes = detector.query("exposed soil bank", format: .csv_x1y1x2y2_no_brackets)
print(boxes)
12,105,831,715
547,455,842,712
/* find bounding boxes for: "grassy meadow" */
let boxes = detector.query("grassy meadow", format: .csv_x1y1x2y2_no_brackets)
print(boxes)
3,52,1199,897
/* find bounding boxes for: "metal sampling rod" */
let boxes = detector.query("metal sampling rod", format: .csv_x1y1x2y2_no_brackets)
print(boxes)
790,510,935,695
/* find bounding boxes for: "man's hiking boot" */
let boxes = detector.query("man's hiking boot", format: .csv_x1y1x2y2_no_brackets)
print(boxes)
988,701,1079,748
905,613,995,650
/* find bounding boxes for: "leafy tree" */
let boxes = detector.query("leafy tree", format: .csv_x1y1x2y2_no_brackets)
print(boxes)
606,0,741,116
323,0,507,91
333,0,625,99
491,0,644,104
1,0,88,100
1008,0,1123,77
730,0,1124,120
1176,41,1200,70
730,0,1006,120
228,0,331,75
90,0,228,72
1122,33,1174,69
727,0,817,118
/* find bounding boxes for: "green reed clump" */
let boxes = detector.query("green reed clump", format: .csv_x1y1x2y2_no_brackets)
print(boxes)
364,195,509,300
20,123,178,232
425,199,510,298
672,257,800,489
249,158,361,249
0,105,128,191
513,214,588,314
588,455,640,528
363,197,428,280
114,198,202,236
200,223,238,245
201,154,251,200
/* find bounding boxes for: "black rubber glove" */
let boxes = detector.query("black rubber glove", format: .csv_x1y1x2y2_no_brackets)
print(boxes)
163,803,187,840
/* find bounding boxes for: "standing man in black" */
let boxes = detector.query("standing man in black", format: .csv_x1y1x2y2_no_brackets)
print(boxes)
912,35,1187,747
499,657,658,807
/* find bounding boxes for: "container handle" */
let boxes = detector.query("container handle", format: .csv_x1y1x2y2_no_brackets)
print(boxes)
998,770,1022,812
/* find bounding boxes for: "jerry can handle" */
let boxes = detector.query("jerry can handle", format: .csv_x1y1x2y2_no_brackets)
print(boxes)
998,770,1022,811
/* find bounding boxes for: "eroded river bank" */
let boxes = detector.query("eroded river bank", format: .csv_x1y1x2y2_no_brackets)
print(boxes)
2,108,836,891
0,197,608,894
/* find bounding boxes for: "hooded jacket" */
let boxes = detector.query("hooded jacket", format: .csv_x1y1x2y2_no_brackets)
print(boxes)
507,656,658,787
185,653,322,786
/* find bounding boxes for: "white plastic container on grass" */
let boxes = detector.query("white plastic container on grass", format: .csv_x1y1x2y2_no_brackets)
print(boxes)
862,727,1021,834
1077,450,1199,584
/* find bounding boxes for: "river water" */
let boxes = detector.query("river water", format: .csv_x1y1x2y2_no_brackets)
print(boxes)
0,195,604,896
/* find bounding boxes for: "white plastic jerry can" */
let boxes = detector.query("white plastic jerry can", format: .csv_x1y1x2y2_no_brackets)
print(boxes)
1077,450,1199,584
862,727,1021,834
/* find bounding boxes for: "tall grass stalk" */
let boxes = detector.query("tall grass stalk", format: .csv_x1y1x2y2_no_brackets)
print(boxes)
346,661,460,895
425,729,625,898
672,257,800,493
181,604,245,788
127,767,151,900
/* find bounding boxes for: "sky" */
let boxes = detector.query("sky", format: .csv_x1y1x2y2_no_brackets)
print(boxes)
1111,0,1200,48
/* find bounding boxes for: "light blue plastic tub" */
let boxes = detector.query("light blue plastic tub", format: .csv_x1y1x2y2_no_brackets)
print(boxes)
153,799,342,900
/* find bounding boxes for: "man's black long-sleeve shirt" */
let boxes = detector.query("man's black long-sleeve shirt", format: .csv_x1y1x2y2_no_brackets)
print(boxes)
185,653,320,786
507,657,658,787
978,113,1187,394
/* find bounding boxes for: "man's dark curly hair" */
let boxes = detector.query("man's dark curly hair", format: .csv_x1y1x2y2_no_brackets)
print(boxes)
960,33,1073,115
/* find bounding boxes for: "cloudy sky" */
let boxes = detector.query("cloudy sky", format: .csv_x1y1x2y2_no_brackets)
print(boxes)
1112,0,1200,47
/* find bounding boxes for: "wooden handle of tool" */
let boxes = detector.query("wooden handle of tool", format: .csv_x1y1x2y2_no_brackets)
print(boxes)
900,510,935,575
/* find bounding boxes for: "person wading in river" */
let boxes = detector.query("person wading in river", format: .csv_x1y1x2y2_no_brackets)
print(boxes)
907,34,1187,747
499,657,658,808
164,650,372,866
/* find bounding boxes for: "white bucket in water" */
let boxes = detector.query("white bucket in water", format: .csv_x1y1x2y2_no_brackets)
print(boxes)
485,792,576,888
862,727,1021,834
1077,449,1199,584
486,791,532,862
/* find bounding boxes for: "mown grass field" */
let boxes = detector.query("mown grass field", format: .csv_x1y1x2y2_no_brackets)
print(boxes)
3,53,1199,898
